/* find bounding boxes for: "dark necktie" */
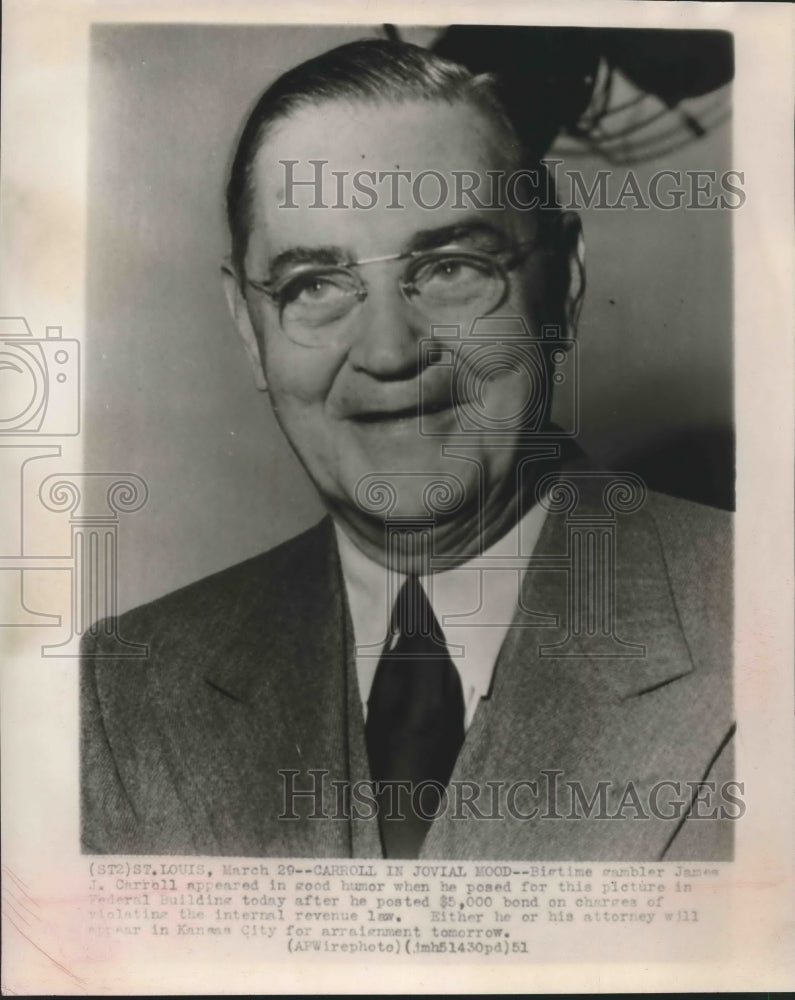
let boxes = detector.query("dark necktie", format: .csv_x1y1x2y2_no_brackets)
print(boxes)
365,576,465,858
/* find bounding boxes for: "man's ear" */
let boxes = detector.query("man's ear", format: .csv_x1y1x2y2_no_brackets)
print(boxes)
221,260,268,390
558,211,586,338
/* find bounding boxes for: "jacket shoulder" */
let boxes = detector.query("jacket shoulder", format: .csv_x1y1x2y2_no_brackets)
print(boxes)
644,491,732,602
107,517,331,634
644,491,733,683
645,490,732,541
82,517,335,691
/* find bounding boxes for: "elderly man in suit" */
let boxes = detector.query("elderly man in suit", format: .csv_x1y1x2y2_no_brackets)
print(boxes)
81,38,734,860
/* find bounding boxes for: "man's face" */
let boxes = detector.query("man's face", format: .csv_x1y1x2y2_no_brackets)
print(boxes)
231,98,565,562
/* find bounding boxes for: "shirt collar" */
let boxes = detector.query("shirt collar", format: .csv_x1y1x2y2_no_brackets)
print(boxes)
335,502,548,726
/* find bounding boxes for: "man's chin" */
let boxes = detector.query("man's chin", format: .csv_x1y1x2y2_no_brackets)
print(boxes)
342,457,477,523
335,494,485,572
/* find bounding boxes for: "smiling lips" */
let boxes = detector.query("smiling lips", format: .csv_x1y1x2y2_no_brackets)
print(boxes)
351,393,468,423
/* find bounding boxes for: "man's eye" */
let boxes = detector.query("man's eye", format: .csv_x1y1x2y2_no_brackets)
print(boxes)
427,259,474,281
282,274,345,306
417,256,493,288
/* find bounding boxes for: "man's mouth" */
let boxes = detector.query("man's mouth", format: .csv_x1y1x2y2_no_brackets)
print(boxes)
352,398,455,423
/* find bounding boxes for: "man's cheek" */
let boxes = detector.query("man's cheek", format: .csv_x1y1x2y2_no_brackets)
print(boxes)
264,346,336,403
504,291,544,335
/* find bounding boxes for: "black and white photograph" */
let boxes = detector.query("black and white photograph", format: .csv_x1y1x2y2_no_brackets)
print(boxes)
1,2,793,994
81,22,737,862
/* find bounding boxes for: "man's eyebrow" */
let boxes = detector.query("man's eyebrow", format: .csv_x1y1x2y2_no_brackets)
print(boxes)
406,222,511,253
267,245,349,276
265,222,512,277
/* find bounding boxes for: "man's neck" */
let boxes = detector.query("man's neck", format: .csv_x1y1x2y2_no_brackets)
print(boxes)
329,449,561,574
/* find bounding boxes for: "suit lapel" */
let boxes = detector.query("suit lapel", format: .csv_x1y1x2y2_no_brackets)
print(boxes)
149,520,353,856
345,636,385,858
424,500,715,860
145,500,720,860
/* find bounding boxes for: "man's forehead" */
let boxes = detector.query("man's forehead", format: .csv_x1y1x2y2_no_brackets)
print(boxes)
255,97,508,192
243,97,526,266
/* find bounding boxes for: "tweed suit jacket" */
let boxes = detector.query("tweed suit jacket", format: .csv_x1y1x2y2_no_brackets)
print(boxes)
81,490,734,860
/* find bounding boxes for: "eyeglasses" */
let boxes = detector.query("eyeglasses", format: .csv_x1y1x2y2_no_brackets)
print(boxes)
245,240,545,348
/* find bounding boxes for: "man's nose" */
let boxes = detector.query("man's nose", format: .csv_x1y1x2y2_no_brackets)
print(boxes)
346,270,424,379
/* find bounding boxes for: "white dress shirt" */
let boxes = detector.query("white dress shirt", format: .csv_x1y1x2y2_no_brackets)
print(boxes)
335,503,548,730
